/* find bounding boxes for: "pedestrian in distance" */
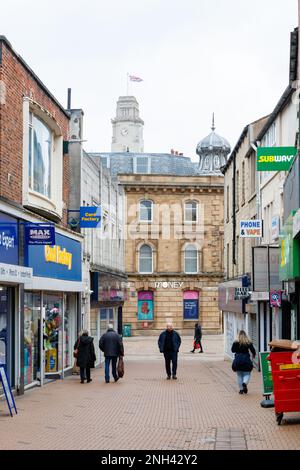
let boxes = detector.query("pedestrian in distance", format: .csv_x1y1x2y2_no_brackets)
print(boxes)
99,324,124,383
190,322,203,353
231,330,256,395
74,330,96,384
158,322,181,380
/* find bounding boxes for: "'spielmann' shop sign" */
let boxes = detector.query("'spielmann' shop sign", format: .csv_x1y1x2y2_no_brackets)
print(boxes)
257,147,297,171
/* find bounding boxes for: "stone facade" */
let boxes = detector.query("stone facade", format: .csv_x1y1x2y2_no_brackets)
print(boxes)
119,173,224,335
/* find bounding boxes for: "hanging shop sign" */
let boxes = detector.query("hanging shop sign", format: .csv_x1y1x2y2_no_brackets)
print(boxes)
0,213,18,265
25,223,55,246
240,220,263,238
270,291,282,308
279,211,300,282
25,232,82,282
138,291,154,321
0,366,17,417
271,216,280,241
183,291,199,320
80,206,101,228
257,147,297,172
234,287,250,300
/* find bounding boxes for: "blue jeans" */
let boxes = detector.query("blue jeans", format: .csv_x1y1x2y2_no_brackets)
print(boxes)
105,356,118,382
237,371,251,390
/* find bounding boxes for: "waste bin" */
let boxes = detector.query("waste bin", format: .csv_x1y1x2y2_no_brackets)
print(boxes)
123,324,132,337
268,349,300,425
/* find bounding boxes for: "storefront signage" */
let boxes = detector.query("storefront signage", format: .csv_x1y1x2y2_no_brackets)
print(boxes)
293,208,300,238
257,147,297,172
0,366,17,417
25,232,82,282
0,262,32,285
0,213,18,265
92,272,128,302
259,352,273,396
25,223,55,246
154,281,184,289
271,216,280,241
45,245,73,270
251,292,269,301
138,291,154,321
219,279,243,314
270,291,282,308
234,287,250,300
280,211,300,281
240,220,262,238
253,246,281,292
80,207,101,228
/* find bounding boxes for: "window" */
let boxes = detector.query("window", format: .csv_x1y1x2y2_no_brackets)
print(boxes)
29,113,52,198
185,201,197,222
226,185,230,222
183,291,199,321
140,200,153,222
139,245,153,273
226,243,230,279
136,157,150,174
236,170,239,210
138,291,154,321
184,245,198,274
242,161,245,204
250,152,256,196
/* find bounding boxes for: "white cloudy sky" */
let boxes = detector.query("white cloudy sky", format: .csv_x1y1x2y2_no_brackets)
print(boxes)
0,0,298,159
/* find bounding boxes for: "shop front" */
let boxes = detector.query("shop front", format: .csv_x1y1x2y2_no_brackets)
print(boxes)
24,231,83,387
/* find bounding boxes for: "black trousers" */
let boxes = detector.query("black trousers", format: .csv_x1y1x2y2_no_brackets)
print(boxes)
164,352,178,377
80,367,91,382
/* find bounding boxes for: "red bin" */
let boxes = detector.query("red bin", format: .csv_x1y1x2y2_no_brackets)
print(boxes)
268,351,300,425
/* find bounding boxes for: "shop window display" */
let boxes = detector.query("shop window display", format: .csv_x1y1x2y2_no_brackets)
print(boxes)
43,294,63,374
0,287,8,367
64,294,76,369
24,293,41,386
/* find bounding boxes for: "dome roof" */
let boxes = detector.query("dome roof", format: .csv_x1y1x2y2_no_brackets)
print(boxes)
196,115,231,156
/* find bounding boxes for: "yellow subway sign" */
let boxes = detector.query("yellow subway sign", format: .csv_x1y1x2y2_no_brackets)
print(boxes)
257,147,297,171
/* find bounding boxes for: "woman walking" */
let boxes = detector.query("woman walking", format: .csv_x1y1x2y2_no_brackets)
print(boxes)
231,331,256,394
74,330,96,384
191,323,203,353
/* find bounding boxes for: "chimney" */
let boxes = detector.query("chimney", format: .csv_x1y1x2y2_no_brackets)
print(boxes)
67,88,72,111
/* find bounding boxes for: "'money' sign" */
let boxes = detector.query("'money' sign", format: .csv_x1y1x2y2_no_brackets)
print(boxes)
257,147,297,171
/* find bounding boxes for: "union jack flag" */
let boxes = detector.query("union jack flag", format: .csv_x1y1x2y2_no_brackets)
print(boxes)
129,75,143,82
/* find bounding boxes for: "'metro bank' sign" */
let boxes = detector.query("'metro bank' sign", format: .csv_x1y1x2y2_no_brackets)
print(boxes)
257,147,297,171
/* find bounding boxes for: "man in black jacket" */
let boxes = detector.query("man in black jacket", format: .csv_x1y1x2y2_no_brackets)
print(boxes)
99,324,124,383
74,330,96,384
158,323,181,380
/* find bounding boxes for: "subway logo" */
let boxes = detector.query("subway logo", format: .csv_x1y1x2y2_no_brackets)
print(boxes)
257,147,297,171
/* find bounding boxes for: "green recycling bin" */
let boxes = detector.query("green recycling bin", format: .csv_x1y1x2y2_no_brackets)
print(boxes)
123,324,132,337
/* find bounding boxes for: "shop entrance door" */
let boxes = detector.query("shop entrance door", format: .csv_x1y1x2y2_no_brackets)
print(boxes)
43,293,63,381
0,286,14,386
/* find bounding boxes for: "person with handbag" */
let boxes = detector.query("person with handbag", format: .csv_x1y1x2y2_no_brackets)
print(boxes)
99,324,124,383
74,330,96,384
190,323,203,353
231,330,256,394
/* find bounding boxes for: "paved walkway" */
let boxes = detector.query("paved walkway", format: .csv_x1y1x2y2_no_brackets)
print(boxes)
1,335,300,450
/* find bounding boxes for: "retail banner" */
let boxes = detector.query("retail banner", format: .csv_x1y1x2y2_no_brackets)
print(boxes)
138,291,154,321
0,212,18,265
257,147,297,171
0,366,17,417
25,223,55,245
183,299,199,320
259,352,273,396
80,207,101,228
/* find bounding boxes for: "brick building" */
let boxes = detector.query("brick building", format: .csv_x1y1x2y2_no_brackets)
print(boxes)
0,37,83,395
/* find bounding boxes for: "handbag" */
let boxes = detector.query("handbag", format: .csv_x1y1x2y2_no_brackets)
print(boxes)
193,340,201,350
73,338,80,359
117,356,124,378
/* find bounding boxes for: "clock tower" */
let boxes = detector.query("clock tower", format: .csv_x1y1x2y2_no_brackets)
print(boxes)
111,96,144,153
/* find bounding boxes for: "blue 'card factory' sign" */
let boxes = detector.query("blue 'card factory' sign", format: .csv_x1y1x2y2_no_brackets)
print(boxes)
80,206,101,228
25,223,56,245
0,212,18,265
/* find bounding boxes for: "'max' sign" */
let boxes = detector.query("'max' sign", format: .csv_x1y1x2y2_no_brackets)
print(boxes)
257,147,297,171
25,223,55,246
240,220,263,238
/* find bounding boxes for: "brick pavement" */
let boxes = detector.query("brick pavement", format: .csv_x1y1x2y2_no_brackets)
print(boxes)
0,335,300,450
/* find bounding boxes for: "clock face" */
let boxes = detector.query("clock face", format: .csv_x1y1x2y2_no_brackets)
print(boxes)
121,128,129,136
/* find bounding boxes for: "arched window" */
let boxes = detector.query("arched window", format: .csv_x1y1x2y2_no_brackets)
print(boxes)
184,245,198,274
140,200,153,222
139,244,153,273
185,201,197,222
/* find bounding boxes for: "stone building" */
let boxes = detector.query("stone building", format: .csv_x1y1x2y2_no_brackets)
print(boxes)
89,100,230,335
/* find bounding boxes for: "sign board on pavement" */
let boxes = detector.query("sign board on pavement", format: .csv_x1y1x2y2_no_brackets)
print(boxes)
0,366,17,417
259,352,273,396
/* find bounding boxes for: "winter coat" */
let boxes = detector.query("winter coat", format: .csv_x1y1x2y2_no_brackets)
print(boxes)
75,334,96,369
99,329,124,357
194,325,202,341
158,330,181,353
231,341,256,372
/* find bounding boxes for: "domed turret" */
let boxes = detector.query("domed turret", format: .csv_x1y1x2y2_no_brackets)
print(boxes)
196,114,231,175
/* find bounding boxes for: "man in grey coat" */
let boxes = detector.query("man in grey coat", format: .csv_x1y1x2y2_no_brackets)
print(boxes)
99,324,124,383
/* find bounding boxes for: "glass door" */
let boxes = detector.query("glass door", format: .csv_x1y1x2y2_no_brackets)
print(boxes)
43,293,63,379
24,292,41,386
